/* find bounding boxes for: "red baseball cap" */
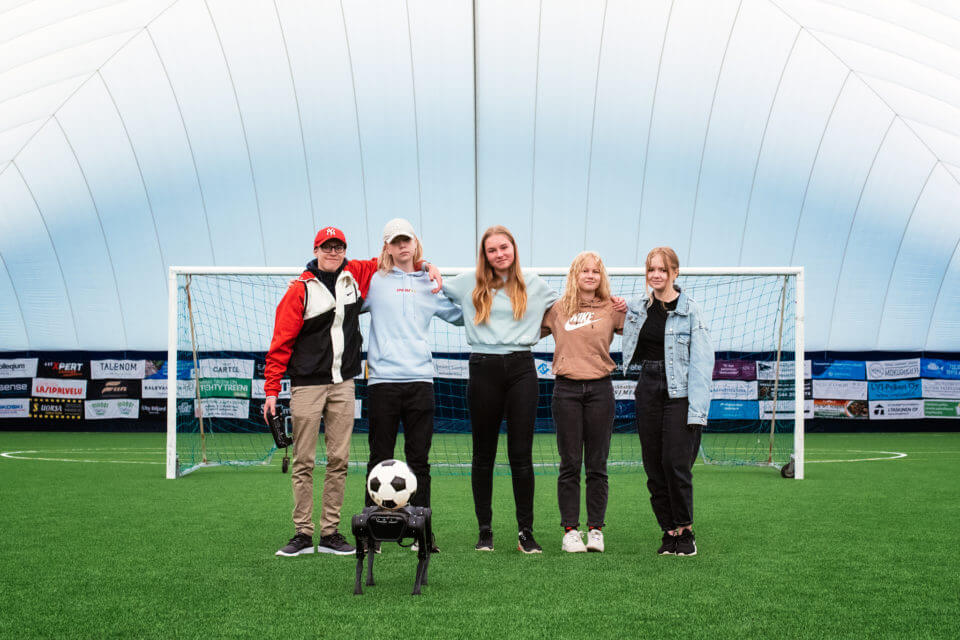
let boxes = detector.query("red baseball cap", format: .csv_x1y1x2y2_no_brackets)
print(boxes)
314,226,347,248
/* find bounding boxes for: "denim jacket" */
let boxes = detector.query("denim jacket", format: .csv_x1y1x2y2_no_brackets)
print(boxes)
621,286,714,426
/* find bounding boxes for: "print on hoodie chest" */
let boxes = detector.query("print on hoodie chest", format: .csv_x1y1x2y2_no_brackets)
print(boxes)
564,311,599,331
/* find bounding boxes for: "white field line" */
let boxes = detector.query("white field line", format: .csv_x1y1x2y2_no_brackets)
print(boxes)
805,450,907,463
0,450,164,465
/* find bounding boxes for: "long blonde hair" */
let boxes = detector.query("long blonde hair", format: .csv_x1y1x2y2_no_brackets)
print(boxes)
645,246,680,308
560,251,611,317
472,225,527,324
378,234,423,273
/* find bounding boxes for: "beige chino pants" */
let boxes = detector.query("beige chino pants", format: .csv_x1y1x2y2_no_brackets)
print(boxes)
290,379,355,537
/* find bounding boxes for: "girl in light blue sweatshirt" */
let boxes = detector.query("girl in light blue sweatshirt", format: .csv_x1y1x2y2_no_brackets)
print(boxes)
361,219,462,552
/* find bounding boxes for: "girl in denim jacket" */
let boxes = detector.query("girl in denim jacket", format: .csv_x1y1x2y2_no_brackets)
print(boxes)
622,247,713,556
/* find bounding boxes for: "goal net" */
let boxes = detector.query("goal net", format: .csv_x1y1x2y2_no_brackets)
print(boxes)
166,267,804,480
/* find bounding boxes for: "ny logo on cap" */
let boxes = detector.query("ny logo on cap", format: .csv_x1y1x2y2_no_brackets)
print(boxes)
325,228,336,236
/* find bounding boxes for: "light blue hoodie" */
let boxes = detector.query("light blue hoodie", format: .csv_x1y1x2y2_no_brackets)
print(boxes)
362,268,463,385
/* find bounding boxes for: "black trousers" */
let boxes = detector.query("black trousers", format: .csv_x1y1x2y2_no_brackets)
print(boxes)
467,351,538,531
552,377,615,529
635,360,701,531
365,381,434,508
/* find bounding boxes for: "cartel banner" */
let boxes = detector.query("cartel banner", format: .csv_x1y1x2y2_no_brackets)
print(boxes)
868,379,921,401
0,398,30,418
31,398,83,420
868,399,923,420
90,359,145,380
712,360,756,381
534,359,555,379
866,358,921,381
921,378,960,399
814,399,869,419
141,379,196,400
812,380,868,401
812,360,865,380
755,360,811,380
758,379,812,401
198,398,249,419
920,358,960,380
198,358,254,380
0,358,38,379
198,378,252,399
88,379,141,399
924,400,960,418
708,400,758,420
84,399,140,420
759,399,813,419
38,359,87,379
612,380,637,400
0,378,31,399
433,358,469,379
251,379,290,400
31,378,87,400
710,380,758,401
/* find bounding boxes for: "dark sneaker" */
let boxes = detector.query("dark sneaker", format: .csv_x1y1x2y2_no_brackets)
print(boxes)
475,528,494,551
675,530,697,557
317,531,356,556
657,531,677,556
517,529,543,554
275,532,314,557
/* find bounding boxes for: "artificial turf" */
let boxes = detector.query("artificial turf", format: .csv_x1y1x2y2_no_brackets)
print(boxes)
0,431,957,639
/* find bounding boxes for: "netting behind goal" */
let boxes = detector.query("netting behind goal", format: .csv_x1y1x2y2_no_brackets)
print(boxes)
167,268,802,479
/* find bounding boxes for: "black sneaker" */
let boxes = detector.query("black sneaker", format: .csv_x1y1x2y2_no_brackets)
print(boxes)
675,530,697,556
517,529,542,554
275,532,314,557
657,531,677,556
317,531,356,556
475,528,494,551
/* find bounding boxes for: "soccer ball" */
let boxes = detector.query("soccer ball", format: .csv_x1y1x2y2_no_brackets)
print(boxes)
367,459,417,510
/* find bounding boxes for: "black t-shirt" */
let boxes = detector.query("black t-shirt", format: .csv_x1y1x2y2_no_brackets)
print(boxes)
628,296,678,375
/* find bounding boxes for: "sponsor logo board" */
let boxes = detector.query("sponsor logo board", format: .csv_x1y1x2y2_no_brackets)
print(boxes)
433,358,469,379
612,381,637,400
251,379,290,400
712,360,756,381
755,360,811,381
759,399,813,419
39,360,86,378
198,359,254,380
868,400,923,420
814,399,869,419
868,379,921,401
139,399,167,418
758,379,812,401
921,379,960,399
31,398,83,419
534,359,554,379
812,360,865,380
812,380,868,401
711,380,758,401
31,378,87,399
921,358,960,380
924,400,960,418
198,398,249,419
0,378,31,398
0,358,38,379
143,360,194,380
90,359,145,380
866,358,921,381
0,398,30,418
251,400,290,421
141,379,196,400
84,399,140,420
177,399,194,417
198,377,252,399
89,379,141,399
708,400,758,421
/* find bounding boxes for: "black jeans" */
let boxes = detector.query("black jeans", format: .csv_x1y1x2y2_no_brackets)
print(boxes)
635,360,701,531
552,377,615,529
467,351,538,531
365,382,434,508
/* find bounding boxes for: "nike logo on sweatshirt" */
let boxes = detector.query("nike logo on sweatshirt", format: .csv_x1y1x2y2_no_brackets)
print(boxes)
564,312,599,331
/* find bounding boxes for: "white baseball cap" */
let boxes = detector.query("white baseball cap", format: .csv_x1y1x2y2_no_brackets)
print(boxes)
382,218,416,244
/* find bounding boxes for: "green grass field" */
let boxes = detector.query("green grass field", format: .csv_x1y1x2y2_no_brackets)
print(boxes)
1,431,958,639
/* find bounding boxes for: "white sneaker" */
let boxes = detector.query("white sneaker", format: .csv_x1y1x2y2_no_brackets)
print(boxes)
561,529,587,553
586,529,604,553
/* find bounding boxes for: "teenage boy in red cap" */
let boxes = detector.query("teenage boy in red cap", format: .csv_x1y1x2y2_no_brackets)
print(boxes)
264,227,440,556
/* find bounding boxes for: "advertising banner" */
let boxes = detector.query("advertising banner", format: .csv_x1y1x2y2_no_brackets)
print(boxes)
88,379,141,399
84,399,140,420
31,378,87,400
755,360,811,380
251,399,290,421
90,359,145,380
0,358,38,379
0,398,30,418
143,359,194,380
198,359,254,380
814,399,869,419
0,378,31,398
139,399,167,418
433,358,469,379
920,358,960,380
924,400,960,418
812,380,868,401
759,399,813,419
534,359,554,379
868,400,923,420
758,379,811,401
38,360,87,379
198,378,252,399
868,380,921,400
177,399,194,417
711,380,758,401
708,400,758,420
921,379,960,399
141,379,196,400
198,398,250,419
866,358,921,381
712,360,756,381
612,380,637,400
812,360,865,380
251,379,291,400
31,398,83,420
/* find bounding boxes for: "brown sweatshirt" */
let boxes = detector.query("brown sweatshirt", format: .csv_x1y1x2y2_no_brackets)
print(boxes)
541,297,625,380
